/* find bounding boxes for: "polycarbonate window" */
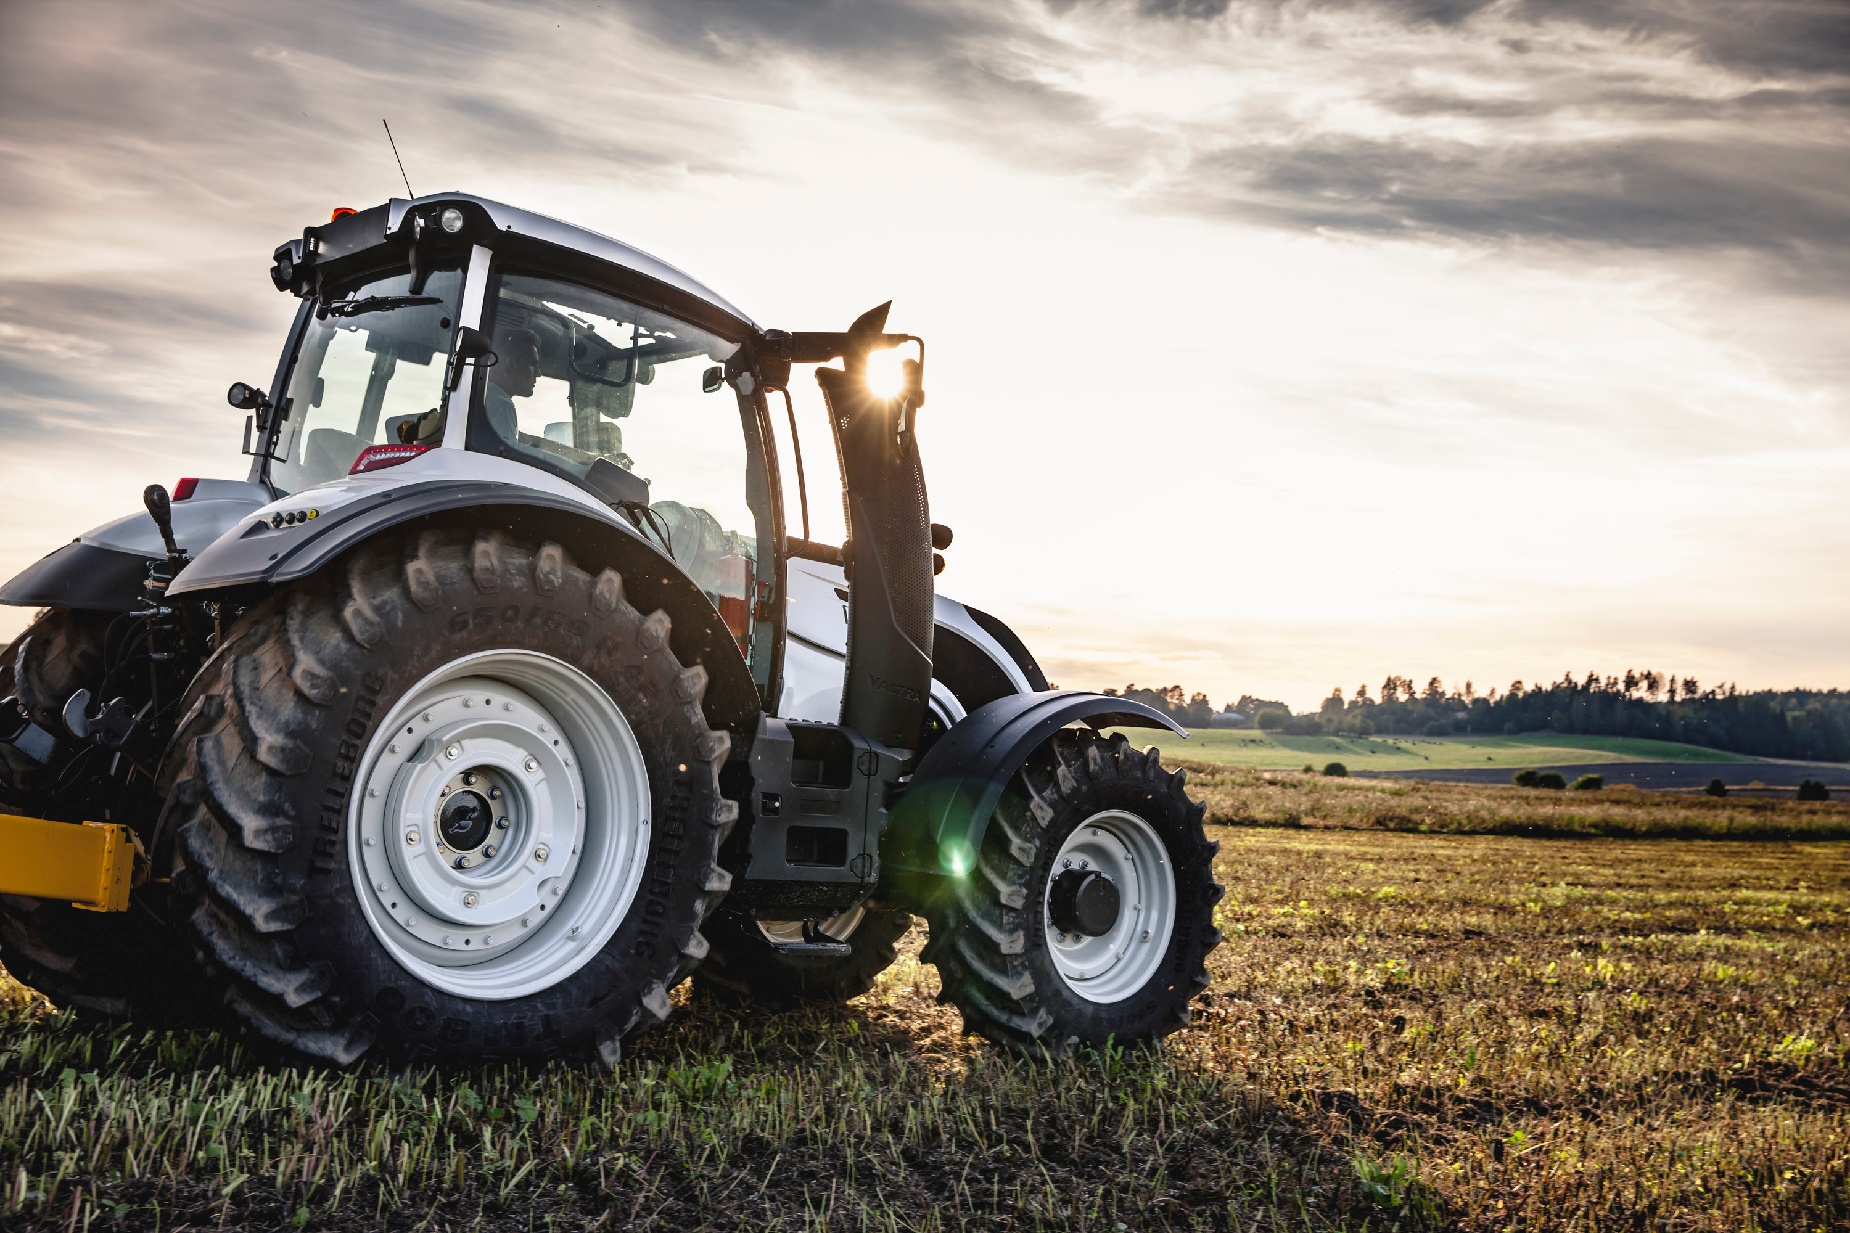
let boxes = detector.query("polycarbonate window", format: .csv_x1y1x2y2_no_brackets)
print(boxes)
478,272,769,662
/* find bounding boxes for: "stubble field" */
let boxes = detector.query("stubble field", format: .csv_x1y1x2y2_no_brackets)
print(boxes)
1,772,1845,1230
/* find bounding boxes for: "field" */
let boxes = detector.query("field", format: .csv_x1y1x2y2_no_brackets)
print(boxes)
1,778,1847,1230
1137,729,1754,773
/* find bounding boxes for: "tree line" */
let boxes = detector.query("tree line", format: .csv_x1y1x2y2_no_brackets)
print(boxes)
1101,673,1850,762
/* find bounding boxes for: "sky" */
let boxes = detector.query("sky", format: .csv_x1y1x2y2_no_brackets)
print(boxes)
1,0,1846,712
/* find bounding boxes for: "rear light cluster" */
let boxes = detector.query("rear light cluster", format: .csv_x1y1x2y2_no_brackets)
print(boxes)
350,444,432,475
172,477,199,501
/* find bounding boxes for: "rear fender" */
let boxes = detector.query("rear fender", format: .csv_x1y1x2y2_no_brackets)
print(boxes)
170,479,761,736
880,691,1184,894
0,480,268,613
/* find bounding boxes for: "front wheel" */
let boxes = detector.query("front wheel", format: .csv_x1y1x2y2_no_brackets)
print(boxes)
161,529,737,1065
921,729,1222,1053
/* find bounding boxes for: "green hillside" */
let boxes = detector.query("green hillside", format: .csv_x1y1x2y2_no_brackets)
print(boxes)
1108,728,1756,772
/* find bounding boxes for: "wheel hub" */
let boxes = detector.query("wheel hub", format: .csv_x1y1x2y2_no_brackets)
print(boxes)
1043,810,1178,1004
438,786,495,854
1048,868,1120,937
350,651,651,1001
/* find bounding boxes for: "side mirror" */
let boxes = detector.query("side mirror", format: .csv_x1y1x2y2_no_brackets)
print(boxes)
702,366,725,394
227,382,265,410
447,326,496,393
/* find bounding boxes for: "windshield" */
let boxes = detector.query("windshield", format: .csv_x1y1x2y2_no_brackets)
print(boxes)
477,272,766,661
269,266,463,493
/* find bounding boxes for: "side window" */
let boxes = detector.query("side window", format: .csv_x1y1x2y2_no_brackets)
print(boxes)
477,273,772,671
769,378,848,549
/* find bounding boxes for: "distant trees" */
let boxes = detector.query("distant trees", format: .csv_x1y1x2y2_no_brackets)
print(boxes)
1100,672,1850,763
1100,684,1215,729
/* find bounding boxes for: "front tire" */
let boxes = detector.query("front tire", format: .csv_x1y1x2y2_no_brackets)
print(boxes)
161,528,737,1065
921,729,1222,1053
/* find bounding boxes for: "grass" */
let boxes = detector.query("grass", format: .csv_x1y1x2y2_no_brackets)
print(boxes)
1174,760,1850,840
2,790,1848,1229
1134,730,1759,772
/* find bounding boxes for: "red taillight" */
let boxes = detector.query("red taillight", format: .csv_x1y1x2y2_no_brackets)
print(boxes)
330,207,357,221
349,444,431,475
172,477,199,501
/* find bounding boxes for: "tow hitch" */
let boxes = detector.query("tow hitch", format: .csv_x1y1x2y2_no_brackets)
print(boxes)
0,814,143,912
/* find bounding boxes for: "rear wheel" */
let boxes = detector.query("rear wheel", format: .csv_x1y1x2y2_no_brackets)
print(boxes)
920,729,1222,1054
161,528,738,1064
0,610,200,1017
0,609,107,807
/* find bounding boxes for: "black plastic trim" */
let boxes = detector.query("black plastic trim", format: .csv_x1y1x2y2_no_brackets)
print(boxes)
963,605,1050,692
880,690,1183,883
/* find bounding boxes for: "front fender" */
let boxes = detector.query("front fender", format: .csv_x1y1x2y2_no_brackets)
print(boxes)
880,691,1184,885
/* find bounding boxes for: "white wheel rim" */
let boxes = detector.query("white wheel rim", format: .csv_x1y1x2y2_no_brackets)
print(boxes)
349,650,651,1000
756,904,867,946
1044,809,1177,1004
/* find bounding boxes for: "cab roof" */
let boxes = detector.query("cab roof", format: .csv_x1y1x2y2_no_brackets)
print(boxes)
299,192,759,338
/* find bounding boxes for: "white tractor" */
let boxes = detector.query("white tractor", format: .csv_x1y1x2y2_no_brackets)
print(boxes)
0,194,1221,1064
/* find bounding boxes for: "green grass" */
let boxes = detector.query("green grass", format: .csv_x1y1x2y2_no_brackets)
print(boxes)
1122,729,1757,772
1176,760,1850,839
3,791,1848,1229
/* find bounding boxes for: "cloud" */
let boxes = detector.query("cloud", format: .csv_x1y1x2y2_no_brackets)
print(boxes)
607,0,1850,279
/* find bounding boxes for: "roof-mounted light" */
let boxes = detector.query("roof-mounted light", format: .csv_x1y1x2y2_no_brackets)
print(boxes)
330,207,357,221
439,207,465,234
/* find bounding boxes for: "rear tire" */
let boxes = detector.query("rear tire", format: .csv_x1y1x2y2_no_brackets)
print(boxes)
160,528,738,1065
0,609,108,807
920,729,1222,1054
0,609,203,1019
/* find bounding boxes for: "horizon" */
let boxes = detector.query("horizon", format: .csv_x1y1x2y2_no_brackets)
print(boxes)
2,1,1847,713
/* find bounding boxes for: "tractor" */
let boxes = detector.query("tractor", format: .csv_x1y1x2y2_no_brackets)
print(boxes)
0,194,1221,1064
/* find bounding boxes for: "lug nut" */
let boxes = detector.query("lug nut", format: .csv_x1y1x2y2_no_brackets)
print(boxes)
463,892,478,908
454,855,469,869
534,845,550,863
463,772,477,786
496,816,509,829
483,844,497,857
406,829,421,846
488,786,502,800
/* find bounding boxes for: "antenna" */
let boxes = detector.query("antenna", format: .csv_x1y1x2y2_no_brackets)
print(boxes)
383,119,414,198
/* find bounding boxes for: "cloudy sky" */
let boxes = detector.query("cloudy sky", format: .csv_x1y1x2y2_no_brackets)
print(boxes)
2,0,1846,710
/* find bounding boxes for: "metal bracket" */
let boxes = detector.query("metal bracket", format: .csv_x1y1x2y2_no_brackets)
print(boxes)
0,814,144,912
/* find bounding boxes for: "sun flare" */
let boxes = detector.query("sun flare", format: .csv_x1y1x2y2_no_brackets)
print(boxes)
863,347,907,400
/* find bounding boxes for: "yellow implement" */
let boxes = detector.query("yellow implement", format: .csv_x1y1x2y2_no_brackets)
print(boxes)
0,814,141,912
